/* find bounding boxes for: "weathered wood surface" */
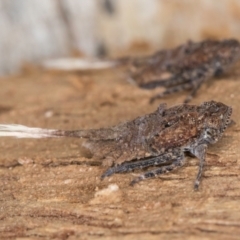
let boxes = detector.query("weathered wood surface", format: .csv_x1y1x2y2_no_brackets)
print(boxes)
0,65,240,239
1,0,240,75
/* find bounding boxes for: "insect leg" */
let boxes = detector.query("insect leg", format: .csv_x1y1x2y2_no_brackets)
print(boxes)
149,81,193,103
130,151,185,185
190,144,207,190
183,75,211,103
138,75,190,89
101,154,174,180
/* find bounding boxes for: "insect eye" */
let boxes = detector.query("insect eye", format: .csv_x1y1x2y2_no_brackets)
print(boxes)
209,106,219,113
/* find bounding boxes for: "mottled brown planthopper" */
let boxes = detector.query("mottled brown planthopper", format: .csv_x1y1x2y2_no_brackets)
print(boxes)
119,39,240,103
0,101,232,189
